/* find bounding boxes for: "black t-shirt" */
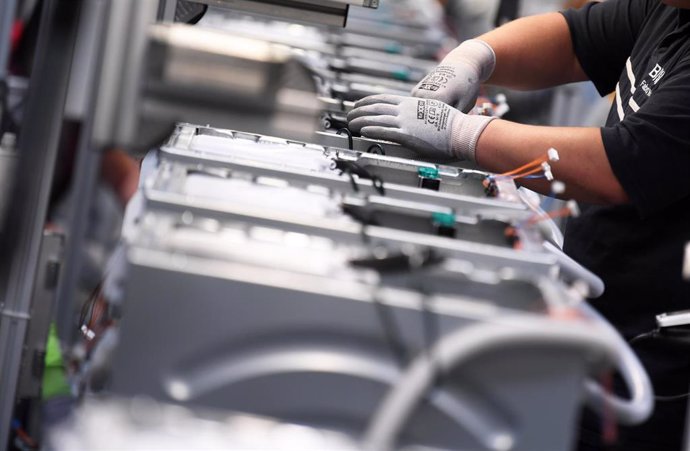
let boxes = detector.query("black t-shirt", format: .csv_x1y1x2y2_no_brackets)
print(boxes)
562,1,690,450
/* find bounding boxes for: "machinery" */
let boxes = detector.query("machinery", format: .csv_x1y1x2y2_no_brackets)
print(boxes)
78,123,650,451
0,1,659,450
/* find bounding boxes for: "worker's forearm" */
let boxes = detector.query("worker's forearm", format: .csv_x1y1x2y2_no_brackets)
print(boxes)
475,120,629,205
478,13,588,90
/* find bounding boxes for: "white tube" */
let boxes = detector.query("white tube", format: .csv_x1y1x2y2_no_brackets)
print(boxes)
579,302,655,426
543,241,605,298
363,317,622,451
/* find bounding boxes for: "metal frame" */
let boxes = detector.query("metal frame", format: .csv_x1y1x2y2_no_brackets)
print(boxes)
54,0,115,346
195,0,377,27
157,0,178,21
0,0,85,446
16,232,64,441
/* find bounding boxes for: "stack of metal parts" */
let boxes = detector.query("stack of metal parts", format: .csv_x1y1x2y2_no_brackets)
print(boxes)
194,0,498,163
193,0,381,28
57,122,651,451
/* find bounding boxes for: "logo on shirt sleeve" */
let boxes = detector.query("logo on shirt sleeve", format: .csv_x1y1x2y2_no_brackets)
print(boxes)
649,64,666,85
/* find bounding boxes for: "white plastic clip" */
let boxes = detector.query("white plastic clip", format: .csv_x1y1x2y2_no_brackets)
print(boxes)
547,148,560,162
551,181,566,195
541,162,554,181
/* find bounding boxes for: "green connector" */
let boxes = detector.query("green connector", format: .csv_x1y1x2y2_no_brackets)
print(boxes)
432,212,456,228
418,166,440,179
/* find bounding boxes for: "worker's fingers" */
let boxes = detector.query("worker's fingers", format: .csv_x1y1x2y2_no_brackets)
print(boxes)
360,126,407,144
346,104,399,122
349,115,399,135
353,94,406,109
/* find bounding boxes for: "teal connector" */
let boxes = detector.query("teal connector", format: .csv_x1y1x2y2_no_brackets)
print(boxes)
384,43,403,54
432,212,456,228
391,69,411,81
418,166,440,179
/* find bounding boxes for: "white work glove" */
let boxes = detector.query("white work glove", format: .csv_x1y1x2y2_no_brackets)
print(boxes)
347,94,496,163
411,39,496,113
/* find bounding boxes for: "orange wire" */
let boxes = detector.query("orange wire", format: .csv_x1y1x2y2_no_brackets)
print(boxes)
493,165,545,182
511,167,544,180
499,156,548,177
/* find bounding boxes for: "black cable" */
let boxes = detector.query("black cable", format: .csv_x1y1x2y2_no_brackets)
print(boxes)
337,160,386,196
367,144,386,156
78,282,102,328
628,329,690,402
629,330,657,345
372,291,410,369
337,128,354,150
655,393,690,402
343,167,360,193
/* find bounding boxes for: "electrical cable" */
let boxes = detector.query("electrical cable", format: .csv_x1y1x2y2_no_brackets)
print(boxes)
343,167,360,193
78,282,103,332
11,419,37,450
337,160,386,195
337,127,354,150
367,144,386,155
489,149,560,183
371,290,410,369
627,328,690,402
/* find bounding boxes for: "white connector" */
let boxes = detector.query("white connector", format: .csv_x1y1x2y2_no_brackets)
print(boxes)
548,148,560,162
541,162,554,181
551,181,566,195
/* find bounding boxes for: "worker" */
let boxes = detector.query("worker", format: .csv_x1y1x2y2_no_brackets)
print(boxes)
348,1,690,450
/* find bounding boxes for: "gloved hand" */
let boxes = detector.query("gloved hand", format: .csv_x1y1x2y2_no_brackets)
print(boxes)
411,39,496,113
347,94,496,163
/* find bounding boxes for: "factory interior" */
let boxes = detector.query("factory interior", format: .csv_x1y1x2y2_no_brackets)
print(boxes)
0,0,689,450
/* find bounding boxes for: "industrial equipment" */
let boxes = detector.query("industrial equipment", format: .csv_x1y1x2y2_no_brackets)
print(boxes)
0,1,659,450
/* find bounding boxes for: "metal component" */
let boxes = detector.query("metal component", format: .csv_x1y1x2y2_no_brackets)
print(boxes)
64,0,110,121
94,19,320,150
18,232,64,400
684,242,690,281
0,310,31,320
0,1,84,445
49,397,360,450
157,0,178,21
657,310,690,329
315,130,475,169
92,0,159,148
0,132,18,231
55,0,112,346
196,0,378,28
109,238,594,451
159,124,526,216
